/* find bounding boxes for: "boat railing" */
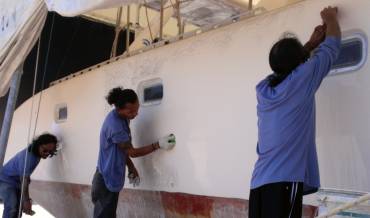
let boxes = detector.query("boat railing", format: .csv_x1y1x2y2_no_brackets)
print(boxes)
316,189,370,217
48,6,267,87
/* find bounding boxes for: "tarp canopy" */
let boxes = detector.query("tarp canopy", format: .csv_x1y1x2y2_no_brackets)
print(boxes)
0,0,47,97
0,0,150,97
44,0,156,17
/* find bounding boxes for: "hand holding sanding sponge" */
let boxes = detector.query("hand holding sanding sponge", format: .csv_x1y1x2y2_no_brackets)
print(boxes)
158,134,176,150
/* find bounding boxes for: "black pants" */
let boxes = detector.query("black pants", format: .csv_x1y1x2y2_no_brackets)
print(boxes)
91,170,119,218
249,182,303,218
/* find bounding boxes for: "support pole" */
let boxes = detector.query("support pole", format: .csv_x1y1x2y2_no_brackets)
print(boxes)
126,5,131,55
175,0,182,36
248,0,253,10
181,21,186,37
159,0,164,40
111,7,123,58
136,4,141,27
0,65,23,168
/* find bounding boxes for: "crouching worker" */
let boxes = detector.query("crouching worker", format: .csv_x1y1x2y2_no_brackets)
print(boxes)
92,87,176,218
249,6,341,218
0,133,58,218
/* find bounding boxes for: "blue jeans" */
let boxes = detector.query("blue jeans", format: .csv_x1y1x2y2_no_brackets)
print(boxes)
0,181,20,218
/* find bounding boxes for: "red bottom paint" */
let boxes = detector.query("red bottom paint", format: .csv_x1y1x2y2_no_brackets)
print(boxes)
30,180,318,218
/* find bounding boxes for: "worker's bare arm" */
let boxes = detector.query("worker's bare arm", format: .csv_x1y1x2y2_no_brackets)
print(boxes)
20,176,35,215
321,6,341,38
304,25,326,53
303,6,341,54
117,134,175,158
118,141,159,158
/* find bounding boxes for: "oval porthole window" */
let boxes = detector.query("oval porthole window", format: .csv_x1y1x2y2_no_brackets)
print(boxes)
329,33,368,75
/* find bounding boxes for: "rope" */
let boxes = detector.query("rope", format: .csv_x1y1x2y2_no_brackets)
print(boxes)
18,13,55,218
16,37,41,218
316,193,370,218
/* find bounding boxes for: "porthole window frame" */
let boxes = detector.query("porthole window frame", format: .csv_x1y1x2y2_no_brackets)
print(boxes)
54,103,68,123
329,32,368,76
138,78,164,106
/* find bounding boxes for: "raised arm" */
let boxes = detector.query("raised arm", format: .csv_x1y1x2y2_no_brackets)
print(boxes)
298,6,342,95
321,6,341,38
303,6,341,54
304,24,326,53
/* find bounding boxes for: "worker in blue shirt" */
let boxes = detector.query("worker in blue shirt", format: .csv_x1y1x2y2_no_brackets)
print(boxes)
92,87,176,218
249,6,341,218
0,133,58,218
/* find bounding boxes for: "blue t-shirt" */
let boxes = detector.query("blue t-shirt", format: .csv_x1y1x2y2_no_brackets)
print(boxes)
251,37,341,194
97,109,130,192
0,148,40,189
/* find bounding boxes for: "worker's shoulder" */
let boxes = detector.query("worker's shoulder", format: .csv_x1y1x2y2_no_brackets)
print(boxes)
103,110,126,130
256,76,270,91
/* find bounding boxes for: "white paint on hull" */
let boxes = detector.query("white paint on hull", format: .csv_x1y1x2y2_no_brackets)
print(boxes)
6,0,370,201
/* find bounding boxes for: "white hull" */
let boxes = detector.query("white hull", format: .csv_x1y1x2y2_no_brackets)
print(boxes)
5,0,370,205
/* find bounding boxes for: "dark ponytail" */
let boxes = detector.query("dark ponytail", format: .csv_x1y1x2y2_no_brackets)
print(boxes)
267,73,290,88
268,36,308,87
106,87,138,109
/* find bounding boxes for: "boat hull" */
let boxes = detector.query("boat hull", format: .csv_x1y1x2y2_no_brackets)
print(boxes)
5,0,370,216
30,180,317,218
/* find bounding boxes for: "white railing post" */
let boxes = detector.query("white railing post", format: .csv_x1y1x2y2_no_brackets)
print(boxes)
316,193,370,218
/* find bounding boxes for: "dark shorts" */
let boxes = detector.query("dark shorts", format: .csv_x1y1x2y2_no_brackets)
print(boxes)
91,170,119,218
249,182,303,218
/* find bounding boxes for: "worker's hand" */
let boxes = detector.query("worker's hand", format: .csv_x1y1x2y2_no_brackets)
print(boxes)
128,166,140,187
304,24,326,52
128,171,140,187
128,165,139,179
321,6,338,24
158,134,176,150
22,199,35,215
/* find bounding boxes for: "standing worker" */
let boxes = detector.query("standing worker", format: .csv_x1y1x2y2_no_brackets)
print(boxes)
249,6,341,218
0,133,58,218
92,87,176,218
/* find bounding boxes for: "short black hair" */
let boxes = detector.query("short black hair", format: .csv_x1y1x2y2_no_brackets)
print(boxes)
28,133,58,157
106,87,138,109
268,37,309,87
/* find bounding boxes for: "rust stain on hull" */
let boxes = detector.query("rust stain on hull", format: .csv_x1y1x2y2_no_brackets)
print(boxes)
161,192,214,217
30,180,318,218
